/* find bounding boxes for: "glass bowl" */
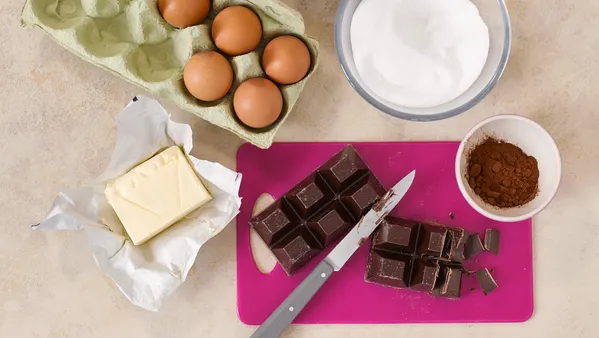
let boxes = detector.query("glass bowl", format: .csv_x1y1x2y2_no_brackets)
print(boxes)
334,0,512,121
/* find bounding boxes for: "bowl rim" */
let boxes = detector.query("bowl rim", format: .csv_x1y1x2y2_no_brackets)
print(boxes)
454,114,563,222
334,0,512,122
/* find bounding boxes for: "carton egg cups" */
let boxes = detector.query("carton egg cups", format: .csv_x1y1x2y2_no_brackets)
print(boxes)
22,0,320,148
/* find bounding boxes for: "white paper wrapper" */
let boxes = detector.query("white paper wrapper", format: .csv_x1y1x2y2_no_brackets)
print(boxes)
34,95,242,311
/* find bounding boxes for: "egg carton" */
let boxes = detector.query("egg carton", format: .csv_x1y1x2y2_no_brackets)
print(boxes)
21,0,319,149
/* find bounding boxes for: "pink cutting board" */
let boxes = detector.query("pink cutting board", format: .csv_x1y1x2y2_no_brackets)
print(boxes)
236,142,534,325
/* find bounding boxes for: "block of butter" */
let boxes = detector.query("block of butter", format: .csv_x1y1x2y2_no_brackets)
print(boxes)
105,146,212,245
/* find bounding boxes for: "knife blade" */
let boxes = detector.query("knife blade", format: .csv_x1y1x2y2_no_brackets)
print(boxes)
250,170,416,338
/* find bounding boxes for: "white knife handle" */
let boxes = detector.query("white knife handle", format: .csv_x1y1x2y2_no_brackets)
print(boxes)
250,261,334,338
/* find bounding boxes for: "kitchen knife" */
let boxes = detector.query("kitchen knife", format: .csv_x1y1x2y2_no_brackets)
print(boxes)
250,170,416,338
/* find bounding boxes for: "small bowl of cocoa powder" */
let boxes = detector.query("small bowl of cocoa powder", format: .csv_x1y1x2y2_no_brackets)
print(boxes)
456,115,561,222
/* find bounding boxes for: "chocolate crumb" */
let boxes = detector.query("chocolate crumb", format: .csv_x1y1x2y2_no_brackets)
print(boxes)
372,190,394,212
358,237,366,247
449,212,455,220
462,267,475,276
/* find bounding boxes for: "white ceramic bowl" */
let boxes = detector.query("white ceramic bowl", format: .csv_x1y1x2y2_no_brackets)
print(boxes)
455,115,562,222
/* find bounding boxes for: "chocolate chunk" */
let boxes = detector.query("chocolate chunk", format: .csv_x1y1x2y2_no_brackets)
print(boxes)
484,228,500,255
250,145,385,275
434,267,462,299
372,217,419,253
475,268,498,295
417,223,447,258
411,260,439,292
365,251,412,289
449,212,455,220
307,202,354,247
250,199,300,246
446,228,468,263
442,268,463,298
271,227,320,275
465,233,485,259
441,232,452,260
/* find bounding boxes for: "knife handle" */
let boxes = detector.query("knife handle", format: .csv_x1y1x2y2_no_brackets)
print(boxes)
250,260,334,338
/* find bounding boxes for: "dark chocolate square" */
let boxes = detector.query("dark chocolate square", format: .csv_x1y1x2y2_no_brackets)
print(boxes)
319,145,369,192
364,251,412,289
250,199,300,246
285,173,334,217
410,260,439,292
307,202,354,247
475,268,498,296
271,227,321,275
340,174,386,220
466,233,485,259
372,217,420,254
417,223,447,258
434,266,462,299
445,228,469,263
484,228,500,255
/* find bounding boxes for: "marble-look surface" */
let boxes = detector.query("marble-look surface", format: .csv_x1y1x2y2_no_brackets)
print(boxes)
1,0,598,337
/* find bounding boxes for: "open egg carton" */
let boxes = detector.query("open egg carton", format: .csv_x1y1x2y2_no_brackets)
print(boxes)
21,0,319,149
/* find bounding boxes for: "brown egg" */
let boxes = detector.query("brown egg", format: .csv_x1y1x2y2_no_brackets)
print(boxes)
183,51,233,102
158,0,210,28
262,36,311,85
211,6,262,56
234,78,283,129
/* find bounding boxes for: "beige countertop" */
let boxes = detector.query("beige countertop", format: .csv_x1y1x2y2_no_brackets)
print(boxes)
2,0,599,337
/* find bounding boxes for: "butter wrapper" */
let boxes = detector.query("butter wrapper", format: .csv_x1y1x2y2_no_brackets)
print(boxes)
34,95,242,311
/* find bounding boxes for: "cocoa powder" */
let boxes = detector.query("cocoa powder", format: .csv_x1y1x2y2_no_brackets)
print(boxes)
466,137,539,208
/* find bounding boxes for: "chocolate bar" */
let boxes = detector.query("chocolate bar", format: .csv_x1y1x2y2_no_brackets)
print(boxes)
365,217,468,299
250,145,386,275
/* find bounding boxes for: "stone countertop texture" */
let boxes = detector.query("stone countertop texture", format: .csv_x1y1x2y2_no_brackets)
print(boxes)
1,0,598,337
